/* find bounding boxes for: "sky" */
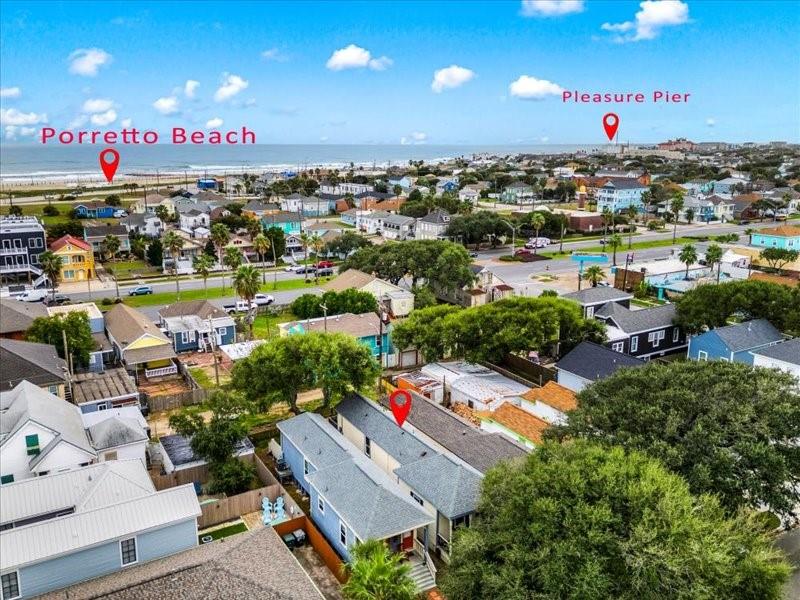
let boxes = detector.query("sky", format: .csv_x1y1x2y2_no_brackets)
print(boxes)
1,0,798,145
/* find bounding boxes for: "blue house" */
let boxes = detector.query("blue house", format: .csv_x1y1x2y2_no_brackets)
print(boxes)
0,461,200,599
279,312,392,363
687,319,784,364
595,178,647,213
158,300,235,353
277,413,433,562
74,202,116,219
261,211,302,235
749,225,800,251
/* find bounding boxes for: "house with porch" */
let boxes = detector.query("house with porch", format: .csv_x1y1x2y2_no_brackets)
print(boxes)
500,182,534,204
73,202,116,219
158,300,236,353
687,319,784,364
49,235,95,283
82,225,130,256
437,264,512,308
415,209,451,240
277,412,435,586
594,302,687,359
381,214,416,240
595,178,646,213
104,303,178,380
749,225,800,250
322,269,415,317
121,213,163,238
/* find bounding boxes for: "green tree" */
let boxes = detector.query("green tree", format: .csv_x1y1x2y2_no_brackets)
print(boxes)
154,205,170,224
26,312,95,368
252,232,271,284
192,253,214,298
342,539,417,600
104,194,121,206
210,222,231,292
411,284,437,309
233,264,261,338
168,392,254,495
670,192,684,243
678,243,698,279
264,225,286,259
38,250,62,302
582,264,606,287
146,237,163,267
101,234,120,262
704,242,724,283
759,247,799,274
223,246,244,294
607,233,622,266
549,361,800,518
442,441,790,600
162,231,185,297
325,231,371,257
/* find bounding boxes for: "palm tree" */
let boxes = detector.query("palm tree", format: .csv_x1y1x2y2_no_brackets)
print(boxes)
601,207,613,241
670,192,684,243
640,190,652,225
223,247,244,289
626,204,638,249
154,205,170,224
685,207,696,224
299,232,311,280
232,265,261,339
162,231,185,298
193,253,214,298
130,236,146,259
583,265,606,288
608,233,623,266
210,223,231,291
705,242,724,283
101,234,120,262
341,539,416,600
530,213,545,255
310,233,324,282
245,216,261,241
38,251,62,302
252,233,271,284
678,243,698,280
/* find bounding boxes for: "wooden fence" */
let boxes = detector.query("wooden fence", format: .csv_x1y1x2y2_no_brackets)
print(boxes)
198,484,279,529
499,354,557,386
151,463,209,491
274,516,348,584
146,387,209,412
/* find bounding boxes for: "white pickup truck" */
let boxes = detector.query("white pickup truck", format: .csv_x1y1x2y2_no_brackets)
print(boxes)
223,293,274,314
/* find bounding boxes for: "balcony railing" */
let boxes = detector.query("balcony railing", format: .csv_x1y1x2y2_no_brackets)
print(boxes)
144,363,178,378
0,247,29,255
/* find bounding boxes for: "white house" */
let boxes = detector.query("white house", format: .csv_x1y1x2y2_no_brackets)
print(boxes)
380,214,416,240
319,181,373,195
81,407,149,466
360,210,391,235
178,208,210,230
121,213,163,238
0,381,96,483
322,269,414,317
458,186,480,204
751,338,800,387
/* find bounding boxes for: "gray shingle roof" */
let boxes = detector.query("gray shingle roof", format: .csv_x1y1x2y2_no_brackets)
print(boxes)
595,302,677,333
562,287,633,306
556,341,645,382
87,417,147,450
0,339,68,390
713,319,783,352
418,209,451,224
751,337,800,365
160,434,253,467
277,413,351,470
603,178,647,190
0,298,48,334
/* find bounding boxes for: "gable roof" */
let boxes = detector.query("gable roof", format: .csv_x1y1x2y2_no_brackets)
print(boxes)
603,178,647,190
595,302,678,333
521,381,577,413
322,269,381,292
750,337,800,365
418,208,451,224
50,234,92,252
0,339,67,389
483,402,550,445
711,319,783,352
556,341,645,382
158,299,228,320
83,224,128,238
282,312,382,338
562,286,633,306
754,225,800,237
0,297,48,334
105,303,171,348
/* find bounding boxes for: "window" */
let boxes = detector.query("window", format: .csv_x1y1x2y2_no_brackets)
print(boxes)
317,497,324,515
410,491,424,506
104,451,118,461
586,306,594,318
181,331,190,345
120,538,137,565
48,385,59,395
611,342,624,353
673,328,680,343
364,437,371,457
303,460,309,476
25,434,40,456
630,336,638,353
648,330,665,347
217,326,227,336
64,270,75,279
0,475,13,485
339,521,347,545
698,350,708,361
1,571,20,599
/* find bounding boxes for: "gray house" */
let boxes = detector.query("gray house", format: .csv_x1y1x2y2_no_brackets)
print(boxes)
555,341,645,393
562,287,633,318
415,209,451,240
158,300,236,353
0,460,200,599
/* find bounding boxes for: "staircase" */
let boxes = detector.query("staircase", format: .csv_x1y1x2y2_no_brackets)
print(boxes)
408,561,436,593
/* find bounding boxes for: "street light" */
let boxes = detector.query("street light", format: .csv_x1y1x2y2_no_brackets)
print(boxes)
499,219,517,251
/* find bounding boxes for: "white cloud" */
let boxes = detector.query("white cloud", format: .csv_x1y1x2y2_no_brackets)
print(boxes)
184,80,199,98
206,117,224,129
540,136,550,143
319,136,329,142
602,0,690,42
121,118,132,128
431,65,475,93
67,115,88,129
326,44,392,71
0,87,21,99
509,75,564,99
19,126,36,136
90,109,117,126
244,98,257,107
4,125,37,140
214,73,249,102
411,131,427,142
706,117,716,127
261,48,287,62
68,48,113,76
153,96,180,115
0,108,47,126
401,132,428,145
521,1,584,17
82,98,114,113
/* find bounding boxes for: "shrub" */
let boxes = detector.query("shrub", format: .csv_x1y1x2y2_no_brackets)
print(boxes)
42,205,59,217
100,297,114,306
647,219,665,230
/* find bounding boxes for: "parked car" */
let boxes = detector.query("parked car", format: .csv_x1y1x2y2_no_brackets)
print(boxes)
224,300,254,314
469,251,479,258
254,293,275,306
514,248,533,257
44,294,71,306
294,265,317,275
315,260,334,269
113,209,128,218
128,285,153,296
316,267,334,277
18,289,48,302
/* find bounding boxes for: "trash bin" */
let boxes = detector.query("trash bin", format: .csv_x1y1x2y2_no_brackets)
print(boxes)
292,529,307,547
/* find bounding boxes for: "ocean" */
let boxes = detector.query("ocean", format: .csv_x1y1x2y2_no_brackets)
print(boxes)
0,143,609,185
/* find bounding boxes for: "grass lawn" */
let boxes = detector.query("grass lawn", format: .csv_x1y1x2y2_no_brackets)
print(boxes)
188,367,221,389
106,259,160,279
123,278,323,307
542,236,699,258
252,311,297,339
198,521,248,543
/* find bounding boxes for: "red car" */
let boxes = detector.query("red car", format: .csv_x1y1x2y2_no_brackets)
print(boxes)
316,260,335,269
514,248,532,257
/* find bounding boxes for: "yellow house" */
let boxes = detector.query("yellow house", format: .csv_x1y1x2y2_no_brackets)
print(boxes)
104,303,178,379
50,235,95,282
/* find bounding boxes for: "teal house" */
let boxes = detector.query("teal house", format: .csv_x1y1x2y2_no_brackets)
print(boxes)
749,225,800,251
261,211,302,235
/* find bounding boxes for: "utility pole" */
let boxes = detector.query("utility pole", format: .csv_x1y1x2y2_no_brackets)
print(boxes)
62,328,73,376
207,317,220,387
320,303,328,332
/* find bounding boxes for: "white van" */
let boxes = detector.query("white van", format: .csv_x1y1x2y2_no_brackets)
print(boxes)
19,289,48,302
524,237,551,249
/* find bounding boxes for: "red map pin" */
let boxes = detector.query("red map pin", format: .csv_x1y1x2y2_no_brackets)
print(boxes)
99,147,120,182
602,113,620,141
389,389,412,427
